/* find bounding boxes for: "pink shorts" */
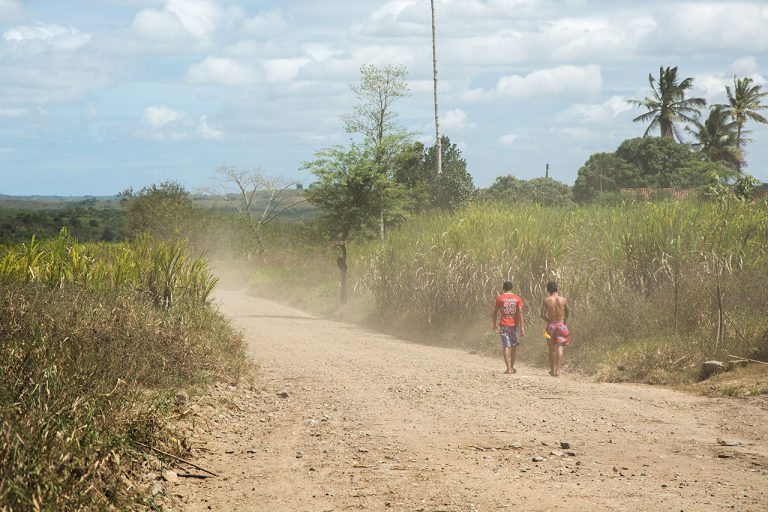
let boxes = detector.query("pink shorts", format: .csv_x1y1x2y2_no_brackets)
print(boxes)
546,322,570,346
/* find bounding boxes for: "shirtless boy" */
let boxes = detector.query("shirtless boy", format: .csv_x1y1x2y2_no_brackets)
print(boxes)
492,281,525,374
540,281,570,377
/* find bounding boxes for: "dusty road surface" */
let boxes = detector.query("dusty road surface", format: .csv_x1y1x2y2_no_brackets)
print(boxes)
173,289,768,511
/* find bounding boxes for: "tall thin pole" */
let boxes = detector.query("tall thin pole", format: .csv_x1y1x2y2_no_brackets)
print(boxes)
431,0,442,179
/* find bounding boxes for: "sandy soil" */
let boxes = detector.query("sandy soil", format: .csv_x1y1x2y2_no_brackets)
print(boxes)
169,289,768,511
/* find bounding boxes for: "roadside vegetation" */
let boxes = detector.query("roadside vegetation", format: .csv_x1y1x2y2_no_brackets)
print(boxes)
0,231,247,510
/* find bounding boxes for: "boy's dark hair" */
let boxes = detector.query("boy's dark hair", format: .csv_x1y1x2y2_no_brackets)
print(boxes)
546,281,558,293
502,281,513,291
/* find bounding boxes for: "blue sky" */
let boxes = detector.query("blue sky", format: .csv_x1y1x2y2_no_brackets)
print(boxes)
0,0,767,195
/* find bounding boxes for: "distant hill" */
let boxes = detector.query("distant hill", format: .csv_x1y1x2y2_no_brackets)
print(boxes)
0,192,318,219
0,195,122,210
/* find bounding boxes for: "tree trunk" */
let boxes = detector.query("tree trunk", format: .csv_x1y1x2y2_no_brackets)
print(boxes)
336,244,348,304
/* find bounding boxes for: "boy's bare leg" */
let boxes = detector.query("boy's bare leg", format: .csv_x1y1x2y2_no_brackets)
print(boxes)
548,343,556,376
554,345,564,376
502,346,516,374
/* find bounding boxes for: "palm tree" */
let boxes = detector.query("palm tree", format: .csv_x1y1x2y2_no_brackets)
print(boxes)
721,76,768,161
629,66,706,141
686,105,743,169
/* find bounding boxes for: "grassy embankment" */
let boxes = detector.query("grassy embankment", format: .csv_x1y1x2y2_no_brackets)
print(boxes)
249,199,768,391
0,231,248,511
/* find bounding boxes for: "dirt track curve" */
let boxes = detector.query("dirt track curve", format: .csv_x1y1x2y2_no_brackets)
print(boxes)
173,289,768,511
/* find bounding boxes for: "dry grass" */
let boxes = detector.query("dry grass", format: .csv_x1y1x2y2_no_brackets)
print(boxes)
0,235,247,511
688,364,768,398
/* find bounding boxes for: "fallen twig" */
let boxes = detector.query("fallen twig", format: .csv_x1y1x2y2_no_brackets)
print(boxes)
135,442,219,477
727,354,768,365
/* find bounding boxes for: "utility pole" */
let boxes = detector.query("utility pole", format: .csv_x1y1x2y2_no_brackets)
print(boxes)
430,0,443,209
545,163,549,178
431,0,442,179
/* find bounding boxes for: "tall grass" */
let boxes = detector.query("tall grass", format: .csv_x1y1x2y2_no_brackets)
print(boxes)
0,230,219,308
0,231,247,510
354,199,768,380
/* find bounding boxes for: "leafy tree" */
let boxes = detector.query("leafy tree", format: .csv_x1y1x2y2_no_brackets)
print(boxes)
303,144,406,303
572,153,639,202
686,105,742,169
572,137,729,202
119,181,192,240
393,135,474,212
342,64,412,240
629,66,706,141
721,76,768,169
479,175,572,206
614,137,700,188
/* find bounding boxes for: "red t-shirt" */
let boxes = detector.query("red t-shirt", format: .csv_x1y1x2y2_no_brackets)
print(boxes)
495,292,523,327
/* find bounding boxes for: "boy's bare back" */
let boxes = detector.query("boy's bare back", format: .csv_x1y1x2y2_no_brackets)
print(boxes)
541,294,568,323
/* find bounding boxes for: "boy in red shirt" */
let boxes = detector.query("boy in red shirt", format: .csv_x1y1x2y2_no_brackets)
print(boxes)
492,281,525,374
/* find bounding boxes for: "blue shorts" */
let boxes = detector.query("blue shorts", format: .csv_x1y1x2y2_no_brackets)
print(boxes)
499,326,519,348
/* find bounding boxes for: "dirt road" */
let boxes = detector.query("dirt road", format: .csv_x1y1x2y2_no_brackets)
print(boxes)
174,289,768,511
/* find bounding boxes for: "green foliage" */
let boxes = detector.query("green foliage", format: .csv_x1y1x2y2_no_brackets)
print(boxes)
572,153,636,202
303,144,401,239
0,231,219,308
721,76,768,154
614,137,699,186
393,135,474,211
0,235,246,510
573,137,734,202
479,175,573,206
306,64,415,240
356,201,768,371
342,64,410,145
120,181,193,240
686,105,742,168
629,65,706,140
0,206,125,243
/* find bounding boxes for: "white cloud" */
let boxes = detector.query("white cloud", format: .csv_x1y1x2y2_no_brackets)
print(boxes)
131,0,244,41
497,133,518,147
131,8,186,40
659,3,768,53
441,108,472,131
197,115,224,140
693,74,729,102
556,95,631,125
731,56,759,76
185,57,262,85
370,0,419,21
3,23,92,50
139,107,223,141
0,0,21,21
242,8,290,36
543,16,656,61
465,64,602,101
166,0,238,38
142,105,186,128
262,58,310,83
552,126,596,144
